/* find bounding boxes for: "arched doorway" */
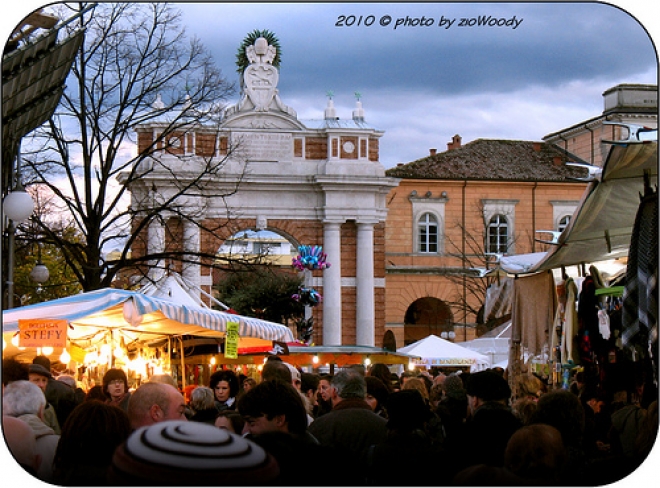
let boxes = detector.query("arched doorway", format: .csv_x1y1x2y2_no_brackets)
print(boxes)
403,297,453,345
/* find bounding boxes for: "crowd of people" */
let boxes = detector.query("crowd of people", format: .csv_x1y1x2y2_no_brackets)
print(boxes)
2,353,658,485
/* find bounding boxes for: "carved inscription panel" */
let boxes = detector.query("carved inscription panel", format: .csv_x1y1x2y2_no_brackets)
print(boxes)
233,132,292,162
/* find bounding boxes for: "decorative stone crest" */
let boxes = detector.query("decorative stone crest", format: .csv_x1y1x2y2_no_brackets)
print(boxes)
227,35,295,117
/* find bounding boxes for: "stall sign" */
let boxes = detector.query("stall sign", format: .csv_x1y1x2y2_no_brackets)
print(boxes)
224,321,240,359
18,319,68,347
414,358,476,366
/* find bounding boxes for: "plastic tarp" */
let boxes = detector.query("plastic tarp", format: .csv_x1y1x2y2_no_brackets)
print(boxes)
398,334,491,371
500,142,658,275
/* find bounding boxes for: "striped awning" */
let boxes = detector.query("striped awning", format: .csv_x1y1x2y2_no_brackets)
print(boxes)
2,288,295,349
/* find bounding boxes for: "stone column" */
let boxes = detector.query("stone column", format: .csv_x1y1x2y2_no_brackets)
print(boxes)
148,217,165,282
323,222,342,345
356,222,375,346
182,219,200,290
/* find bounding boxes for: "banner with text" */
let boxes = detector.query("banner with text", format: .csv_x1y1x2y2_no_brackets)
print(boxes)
18,319,68,348
224,321,240,359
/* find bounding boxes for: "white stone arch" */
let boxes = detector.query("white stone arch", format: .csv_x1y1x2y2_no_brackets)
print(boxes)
130,35,398,347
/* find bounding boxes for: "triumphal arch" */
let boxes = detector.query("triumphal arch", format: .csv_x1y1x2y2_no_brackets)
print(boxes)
130,35,398,346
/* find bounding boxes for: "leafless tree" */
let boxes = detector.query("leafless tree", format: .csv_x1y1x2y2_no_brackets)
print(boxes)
19,3,245,291
442,201,518,328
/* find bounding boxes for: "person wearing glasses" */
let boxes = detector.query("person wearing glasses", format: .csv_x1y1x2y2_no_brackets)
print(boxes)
102,368,131,412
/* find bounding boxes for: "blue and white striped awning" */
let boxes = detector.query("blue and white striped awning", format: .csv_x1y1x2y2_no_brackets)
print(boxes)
2,288,294,344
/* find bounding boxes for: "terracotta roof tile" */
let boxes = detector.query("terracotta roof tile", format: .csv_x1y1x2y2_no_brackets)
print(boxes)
386,139,589,181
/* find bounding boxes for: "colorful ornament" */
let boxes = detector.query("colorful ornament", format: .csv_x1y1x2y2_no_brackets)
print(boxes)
292,287,322,307
292,245,331,271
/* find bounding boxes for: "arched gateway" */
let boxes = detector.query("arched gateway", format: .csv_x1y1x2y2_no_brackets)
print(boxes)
128,34,398,347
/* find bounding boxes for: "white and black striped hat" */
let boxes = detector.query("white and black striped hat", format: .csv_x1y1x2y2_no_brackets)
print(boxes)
109,420,279,485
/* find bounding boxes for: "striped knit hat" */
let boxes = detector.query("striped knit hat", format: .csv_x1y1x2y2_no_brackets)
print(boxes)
108,420,279,485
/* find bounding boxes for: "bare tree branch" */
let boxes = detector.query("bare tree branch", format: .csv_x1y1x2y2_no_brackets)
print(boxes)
20,3,243,291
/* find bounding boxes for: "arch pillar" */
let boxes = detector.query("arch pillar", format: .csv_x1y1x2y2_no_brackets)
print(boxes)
323,222,342,345
147,218,165,282
182,218,201,289
356,222,375,346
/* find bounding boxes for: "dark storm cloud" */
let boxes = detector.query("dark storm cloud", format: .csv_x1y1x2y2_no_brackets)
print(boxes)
182,2,655,100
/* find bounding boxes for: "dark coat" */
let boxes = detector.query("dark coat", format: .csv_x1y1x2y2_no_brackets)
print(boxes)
307,397,387,473
189,408,219,425
46,378,79,427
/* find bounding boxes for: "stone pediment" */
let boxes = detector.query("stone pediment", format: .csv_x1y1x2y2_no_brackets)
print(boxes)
222,111,306,130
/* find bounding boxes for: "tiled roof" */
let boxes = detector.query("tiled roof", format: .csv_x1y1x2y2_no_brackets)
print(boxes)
386,139,589,181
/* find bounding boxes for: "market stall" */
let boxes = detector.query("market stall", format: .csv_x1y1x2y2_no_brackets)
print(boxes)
498,135,658,395
2,287,295,386
398,334,490,372
462,321,511,367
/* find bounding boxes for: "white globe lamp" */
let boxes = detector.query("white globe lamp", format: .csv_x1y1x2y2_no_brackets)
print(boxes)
3,188,34,223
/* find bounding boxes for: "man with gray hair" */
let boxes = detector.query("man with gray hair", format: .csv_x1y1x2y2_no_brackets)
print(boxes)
3,380,60,482
307,368,387,481
126,381,188,430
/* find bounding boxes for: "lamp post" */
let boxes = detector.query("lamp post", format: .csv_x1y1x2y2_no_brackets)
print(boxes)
3,145,35,308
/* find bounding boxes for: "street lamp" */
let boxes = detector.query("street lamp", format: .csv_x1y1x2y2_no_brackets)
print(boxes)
3,184,34,223
30,262,50,292
441,330,456,341
3,144,35,309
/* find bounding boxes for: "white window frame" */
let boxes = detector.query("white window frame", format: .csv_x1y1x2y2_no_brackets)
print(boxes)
417,212,439,254
551,200,579,233
482,199,518,255
410,194,447,254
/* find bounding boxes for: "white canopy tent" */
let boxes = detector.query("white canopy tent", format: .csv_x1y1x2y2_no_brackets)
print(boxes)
398,334,491,372
462,321,512,367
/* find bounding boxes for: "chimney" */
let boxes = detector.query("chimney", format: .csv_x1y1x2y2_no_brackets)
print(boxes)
532,142,542,152
429,148,437,156
553,156,563,166
447,134,462,151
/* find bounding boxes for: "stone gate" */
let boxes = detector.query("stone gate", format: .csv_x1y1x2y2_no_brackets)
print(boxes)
129,35,398,347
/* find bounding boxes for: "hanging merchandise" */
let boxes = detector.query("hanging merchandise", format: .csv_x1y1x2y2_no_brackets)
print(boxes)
622,182,658,385
598,309,611,341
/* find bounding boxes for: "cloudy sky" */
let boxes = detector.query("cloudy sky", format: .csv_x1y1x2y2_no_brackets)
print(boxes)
3,1,658,171
172,1,657,167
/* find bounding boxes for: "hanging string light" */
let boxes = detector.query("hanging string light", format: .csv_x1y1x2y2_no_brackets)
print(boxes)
60,349,71,364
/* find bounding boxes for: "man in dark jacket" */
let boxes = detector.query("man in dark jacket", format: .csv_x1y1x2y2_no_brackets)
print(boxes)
32,355,78,427
307,368,387,480
455,369,522,476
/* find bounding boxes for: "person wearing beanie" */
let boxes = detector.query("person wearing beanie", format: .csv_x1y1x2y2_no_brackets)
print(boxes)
107,420,280,485
103,368,131,412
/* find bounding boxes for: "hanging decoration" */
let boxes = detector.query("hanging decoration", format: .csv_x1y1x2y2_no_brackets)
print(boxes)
292,287,322,307
295,317,314,344
292,245,331,271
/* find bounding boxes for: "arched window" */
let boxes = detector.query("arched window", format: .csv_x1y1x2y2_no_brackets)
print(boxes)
557,215,571,233
418,213,438,253
486,214,509,254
